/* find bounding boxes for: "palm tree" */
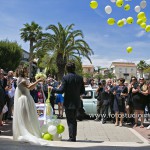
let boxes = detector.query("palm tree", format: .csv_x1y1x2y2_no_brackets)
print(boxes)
104,72,116,79
144,67,150,79
137,60,149,78
94,73,103,81
97,66,102,73
20,21,43,78
36,23,93,80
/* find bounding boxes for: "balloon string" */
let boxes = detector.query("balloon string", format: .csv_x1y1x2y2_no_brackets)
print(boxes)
47,88,51,103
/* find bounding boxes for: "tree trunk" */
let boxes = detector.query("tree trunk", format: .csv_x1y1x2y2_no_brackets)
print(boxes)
56,53,66,81
29,41,34,78
140,69,143,78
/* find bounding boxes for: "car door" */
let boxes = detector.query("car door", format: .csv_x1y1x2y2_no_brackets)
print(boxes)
92,90,97,115
82,90,94,115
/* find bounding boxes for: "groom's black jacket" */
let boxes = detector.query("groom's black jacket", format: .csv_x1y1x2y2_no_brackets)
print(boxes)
52,73,85,109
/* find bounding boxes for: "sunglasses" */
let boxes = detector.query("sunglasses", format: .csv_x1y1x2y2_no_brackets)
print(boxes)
132,78,136,80
139,78,144,80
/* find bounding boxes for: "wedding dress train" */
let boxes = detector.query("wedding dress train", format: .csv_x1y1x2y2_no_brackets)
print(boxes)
13,77,52,145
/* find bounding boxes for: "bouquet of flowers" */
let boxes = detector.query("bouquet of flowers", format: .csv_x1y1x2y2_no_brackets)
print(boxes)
35,72,47,81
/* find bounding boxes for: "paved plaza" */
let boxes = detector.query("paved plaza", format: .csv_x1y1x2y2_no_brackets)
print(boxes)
0,118,150,149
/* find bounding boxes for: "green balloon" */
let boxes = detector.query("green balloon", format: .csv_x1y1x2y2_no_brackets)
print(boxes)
126,47,132,53
145,25,150,32
117,20,124,27
137,19,143,25
137,12,145,19
127,17,134,24
124,4,130,11
107,18,115,25
142,17,147,23
42,133,53,140
57,124,65,134
90,0,98,9
116,0,124,8
140,22,146,29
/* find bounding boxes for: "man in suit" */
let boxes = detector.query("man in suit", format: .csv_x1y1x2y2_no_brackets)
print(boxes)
49,62,85,142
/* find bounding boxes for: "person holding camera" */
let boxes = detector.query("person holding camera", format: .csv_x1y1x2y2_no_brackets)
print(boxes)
95,82,104,121
101,85,111,124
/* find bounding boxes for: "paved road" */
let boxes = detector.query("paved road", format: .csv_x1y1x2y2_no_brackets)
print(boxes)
0,119,150,149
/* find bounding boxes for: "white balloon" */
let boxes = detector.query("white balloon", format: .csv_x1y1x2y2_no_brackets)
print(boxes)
48,125,57,135
140,1,147,9
110,0,116,2
105,5,112,14
134,5,141,13
122,18,127,24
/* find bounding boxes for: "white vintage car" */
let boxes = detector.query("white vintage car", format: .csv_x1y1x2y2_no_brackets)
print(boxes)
82,85,98,117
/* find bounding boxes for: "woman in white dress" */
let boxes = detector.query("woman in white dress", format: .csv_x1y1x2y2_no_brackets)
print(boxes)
13,68,51,145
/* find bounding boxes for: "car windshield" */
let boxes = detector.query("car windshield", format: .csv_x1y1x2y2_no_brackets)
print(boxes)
82,91,93,99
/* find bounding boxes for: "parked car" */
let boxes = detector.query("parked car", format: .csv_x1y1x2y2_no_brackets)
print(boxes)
82,85,112,120
82,86,97,117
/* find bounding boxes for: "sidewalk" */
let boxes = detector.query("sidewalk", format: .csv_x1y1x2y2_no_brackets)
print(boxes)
0,119,150,148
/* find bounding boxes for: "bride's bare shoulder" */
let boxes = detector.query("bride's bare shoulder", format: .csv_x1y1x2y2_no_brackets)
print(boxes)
17,77,27,85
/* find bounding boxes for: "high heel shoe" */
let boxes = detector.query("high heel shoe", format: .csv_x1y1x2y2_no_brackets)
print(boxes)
119,123,122,127
115,122,118,126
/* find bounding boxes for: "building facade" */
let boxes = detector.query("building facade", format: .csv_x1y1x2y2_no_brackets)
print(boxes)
82,65,94,74
110,62,137,83
82,65,94,82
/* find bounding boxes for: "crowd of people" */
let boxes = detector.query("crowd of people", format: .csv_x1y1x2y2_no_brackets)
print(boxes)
92,77,150,129
0,69,16,127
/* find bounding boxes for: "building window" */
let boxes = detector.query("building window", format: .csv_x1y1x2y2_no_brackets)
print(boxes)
119,68,122,73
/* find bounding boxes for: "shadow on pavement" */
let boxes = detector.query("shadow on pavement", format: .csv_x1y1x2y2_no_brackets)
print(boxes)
62,139,104,143
0,141,150,150
0,120,12,136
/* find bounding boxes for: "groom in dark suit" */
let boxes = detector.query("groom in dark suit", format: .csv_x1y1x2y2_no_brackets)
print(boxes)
49,62,85,142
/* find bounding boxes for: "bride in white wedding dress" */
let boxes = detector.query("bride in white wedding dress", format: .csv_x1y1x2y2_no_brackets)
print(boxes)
13,68,52,145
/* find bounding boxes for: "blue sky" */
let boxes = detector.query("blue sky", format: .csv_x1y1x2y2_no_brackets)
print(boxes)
0,0,150,67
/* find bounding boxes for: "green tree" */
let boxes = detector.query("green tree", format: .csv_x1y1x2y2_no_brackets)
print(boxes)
144,67,150,73
97,66,102,73
36,23,93,80
0,40,22,71
94,73,103,81
83,72,93,79
104,72,116,79
144,67,150,79
20,21,43,77
137,60,149,78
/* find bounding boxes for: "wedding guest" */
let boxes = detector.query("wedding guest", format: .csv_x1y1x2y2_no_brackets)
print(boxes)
0,71,6,126
113,78,128,127
135,78,148,128
0,69,8,124
55,82,64,119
